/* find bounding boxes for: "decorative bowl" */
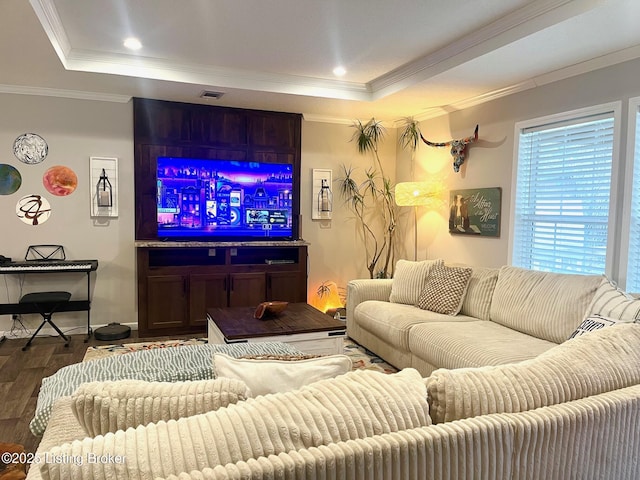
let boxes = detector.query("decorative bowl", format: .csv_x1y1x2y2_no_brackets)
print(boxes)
254,301,289,319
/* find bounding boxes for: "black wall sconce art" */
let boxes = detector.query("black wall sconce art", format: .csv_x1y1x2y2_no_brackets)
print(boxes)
312,169,332,220
90,157,119,218
318,178,333,217
96,168,113,207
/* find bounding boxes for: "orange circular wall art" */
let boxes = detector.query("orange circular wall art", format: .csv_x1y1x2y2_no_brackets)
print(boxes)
43,165,78,196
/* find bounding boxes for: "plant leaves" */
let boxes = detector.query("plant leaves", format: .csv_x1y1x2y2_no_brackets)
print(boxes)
399,117,420,151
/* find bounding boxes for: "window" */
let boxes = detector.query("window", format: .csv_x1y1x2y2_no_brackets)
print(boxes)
511,104,620,275
624,98,640,291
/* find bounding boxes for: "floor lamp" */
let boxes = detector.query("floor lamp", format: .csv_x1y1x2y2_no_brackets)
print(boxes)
395,182,438,261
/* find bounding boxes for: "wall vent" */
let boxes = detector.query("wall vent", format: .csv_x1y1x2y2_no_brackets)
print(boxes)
200,90,225,99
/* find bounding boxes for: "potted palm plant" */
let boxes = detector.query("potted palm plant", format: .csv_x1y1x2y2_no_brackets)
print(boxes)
338,119,397,279
338,117,423,279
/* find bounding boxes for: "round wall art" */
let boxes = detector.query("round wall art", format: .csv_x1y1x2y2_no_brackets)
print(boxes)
43,165,78,196
0,164,22,195
16,194,51,225
13,133,48,165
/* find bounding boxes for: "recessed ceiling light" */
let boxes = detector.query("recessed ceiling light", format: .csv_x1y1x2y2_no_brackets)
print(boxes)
333,66,347,77
123,37,142,51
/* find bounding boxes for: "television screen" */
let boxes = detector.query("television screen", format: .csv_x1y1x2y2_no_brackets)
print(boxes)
157,157,295,240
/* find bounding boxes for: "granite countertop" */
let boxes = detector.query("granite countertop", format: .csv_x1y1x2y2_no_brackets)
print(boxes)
135,239,310,248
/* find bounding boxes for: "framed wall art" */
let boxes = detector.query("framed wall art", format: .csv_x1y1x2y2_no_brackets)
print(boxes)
449,187,501,237
90,156,118,217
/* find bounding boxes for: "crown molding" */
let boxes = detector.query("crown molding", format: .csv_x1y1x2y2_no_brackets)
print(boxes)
4,42,638,124
368,0,601,100
533,43,640,88
302,114,398,129
29,0,71,65
415,43,640,121
307,40,640,125
302,114,355,126
446,81,537,114
0,84,132,103
62,49,373,101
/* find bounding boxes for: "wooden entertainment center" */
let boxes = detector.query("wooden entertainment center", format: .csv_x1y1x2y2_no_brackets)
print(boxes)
136,241,308,336
134,98,306,336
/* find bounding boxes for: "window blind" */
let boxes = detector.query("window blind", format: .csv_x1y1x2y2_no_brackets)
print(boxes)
513,112,614,274
626,108,640,290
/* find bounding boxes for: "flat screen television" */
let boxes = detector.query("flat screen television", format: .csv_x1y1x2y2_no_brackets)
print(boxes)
156,157,295,241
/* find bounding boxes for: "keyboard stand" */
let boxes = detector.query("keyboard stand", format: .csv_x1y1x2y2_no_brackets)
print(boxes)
0,261,98,342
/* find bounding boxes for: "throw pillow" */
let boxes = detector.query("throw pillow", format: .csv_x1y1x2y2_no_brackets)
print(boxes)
459,266,499,320
568,314,632,339
416,263,472,315
584,276,640,321
426,323,640,424
389,258,444,305
213,353,352,396
41,369,431,480
70,377,251,437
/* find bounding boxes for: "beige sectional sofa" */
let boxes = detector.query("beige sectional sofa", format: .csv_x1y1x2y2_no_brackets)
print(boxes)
347,262,609,375
23,262,640,479
25,323,640,479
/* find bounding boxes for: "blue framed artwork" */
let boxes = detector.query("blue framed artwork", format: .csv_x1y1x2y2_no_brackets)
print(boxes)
449,187,501,237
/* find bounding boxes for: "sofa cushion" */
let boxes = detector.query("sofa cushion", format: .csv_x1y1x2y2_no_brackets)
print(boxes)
489,266,602,343
417,264,472,315
584,277,640,321
425,323,640,424
39,368,431,480
35,397,86,456
389,259,443,305
355,300,476,350
409,320,556,372
71,377,251,436
212,353,352,396
460,266,499,320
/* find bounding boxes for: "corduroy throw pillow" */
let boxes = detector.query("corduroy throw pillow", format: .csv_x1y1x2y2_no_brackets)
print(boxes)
71,377,251,436
389,258,444,305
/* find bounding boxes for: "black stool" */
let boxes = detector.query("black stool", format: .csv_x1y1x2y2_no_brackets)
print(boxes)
20,291,71,350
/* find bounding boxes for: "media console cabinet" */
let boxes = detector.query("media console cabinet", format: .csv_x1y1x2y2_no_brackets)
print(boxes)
136,241,308,336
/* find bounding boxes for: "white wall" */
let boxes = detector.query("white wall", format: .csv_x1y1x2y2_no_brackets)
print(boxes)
301,120,398,302
0,94,134,337
396,57,640,274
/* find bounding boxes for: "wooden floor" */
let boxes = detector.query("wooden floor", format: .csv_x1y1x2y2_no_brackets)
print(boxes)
0,330,201,454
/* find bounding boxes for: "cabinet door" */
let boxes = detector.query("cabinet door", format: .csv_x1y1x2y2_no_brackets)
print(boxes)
189,273,228,327
229,272,266,307
267,271,305,302
146,275,188,330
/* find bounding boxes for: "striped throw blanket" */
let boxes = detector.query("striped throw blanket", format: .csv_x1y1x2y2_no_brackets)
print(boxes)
30,342,301,436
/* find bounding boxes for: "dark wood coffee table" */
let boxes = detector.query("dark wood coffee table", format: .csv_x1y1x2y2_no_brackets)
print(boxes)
207,303,346,355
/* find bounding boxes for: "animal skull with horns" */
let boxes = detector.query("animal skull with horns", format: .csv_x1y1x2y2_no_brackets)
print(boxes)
420,125,479,172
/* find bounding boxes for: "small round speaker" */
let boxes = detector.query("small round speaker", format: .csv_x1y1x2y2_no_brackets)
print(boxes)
94,322,131,341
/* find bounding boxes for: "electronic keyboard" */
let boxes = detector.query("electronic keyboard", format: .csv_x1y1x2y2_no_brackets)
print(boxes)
0,259,98,273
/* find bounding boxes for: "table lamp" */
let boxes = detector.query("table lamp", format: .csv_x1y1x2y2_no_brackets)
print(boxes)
313,281,343,315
